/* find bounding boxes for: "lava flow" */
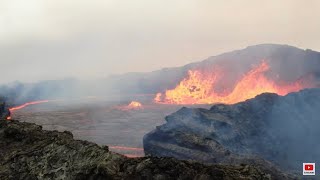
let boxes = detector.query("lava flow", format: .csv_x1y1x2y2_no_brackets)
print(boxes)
154,61,313,104
109,146,144,151
109,146,144,158
118,101,143,111
6,100,50,120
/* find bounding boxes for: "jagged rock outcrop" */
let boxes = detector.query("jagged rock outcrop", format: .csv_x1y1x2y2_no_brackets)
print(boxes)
144,88,320,175
0,99,10,120
0,120,291,180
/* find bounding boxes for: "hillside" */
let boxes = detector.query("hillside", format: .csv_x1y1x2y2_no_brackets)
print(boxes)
1,44,319,104
144,88,320,175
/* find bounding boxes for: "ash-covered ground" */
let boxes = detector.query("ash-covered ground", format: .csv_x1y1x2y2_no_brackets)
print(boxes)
10,98,210,157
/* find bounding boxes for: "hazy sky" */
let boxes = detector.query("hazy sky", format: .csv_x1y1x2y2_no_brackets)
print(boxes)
0,0,319,84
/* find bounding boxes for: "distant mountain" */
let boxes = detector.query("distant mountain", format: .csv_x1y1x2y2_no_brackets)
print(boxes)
112,44,320,94
143,88,320,174
1,44,320,103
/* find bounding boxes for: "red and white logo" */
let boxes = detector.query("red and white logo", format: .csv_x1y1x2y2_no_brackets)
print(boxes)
303,163,315,175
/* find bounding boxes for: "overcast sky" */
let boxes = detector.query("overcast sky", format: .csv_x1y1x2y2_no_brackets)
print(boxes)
0,0,319,84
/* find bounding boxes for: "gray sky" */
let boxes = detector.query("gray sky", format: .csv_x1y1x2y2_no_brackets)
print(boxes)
0,0,319,84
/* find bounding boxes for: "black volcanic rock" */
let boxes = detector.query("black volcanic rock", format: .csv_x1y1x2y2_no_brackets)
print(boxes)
0,120,291,180
143,88,320,174
0,99,10,120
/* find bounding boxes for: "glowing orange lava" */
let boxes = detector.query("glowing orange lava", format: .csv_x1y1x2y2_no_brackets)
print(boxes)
118,101,143,111
6,100,50,120
9,100,50,111
123,154,141,158
128,101,142,108
155,61,311,104
109,146,144,158
109,146,144,151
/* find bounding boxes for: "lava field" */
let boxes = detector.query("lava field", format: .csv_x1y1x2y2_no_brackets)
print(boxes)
9,99,209,157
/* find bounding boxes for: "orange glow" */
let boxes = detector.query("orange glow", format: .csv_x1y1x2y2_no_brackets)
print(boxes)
128,101,143,108
123,154,142,158
154,61,310,104
118,101,143,111
109,146,144,158
9,100,50,112
154,93,162,102
109,146,144,151
8,100,50,120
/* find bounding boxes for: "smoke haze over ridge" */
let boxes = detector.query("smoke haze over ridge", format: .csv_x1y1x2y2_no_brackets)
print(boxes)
1,0,320,84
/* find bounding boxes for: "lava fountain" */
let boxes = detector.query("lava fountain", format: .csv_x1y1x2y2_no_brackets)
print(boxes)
154,61,314,104
118,101,143,111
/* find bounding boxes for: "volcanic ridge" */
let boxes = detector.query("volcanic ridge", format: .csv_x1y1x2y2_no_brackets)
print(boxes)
144,88,320,175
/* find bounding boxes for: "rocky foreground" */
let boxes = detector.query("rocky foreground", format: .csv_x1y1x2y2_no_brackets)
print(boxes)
0,119,293,180
0,101,10,120
144,88,320,175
